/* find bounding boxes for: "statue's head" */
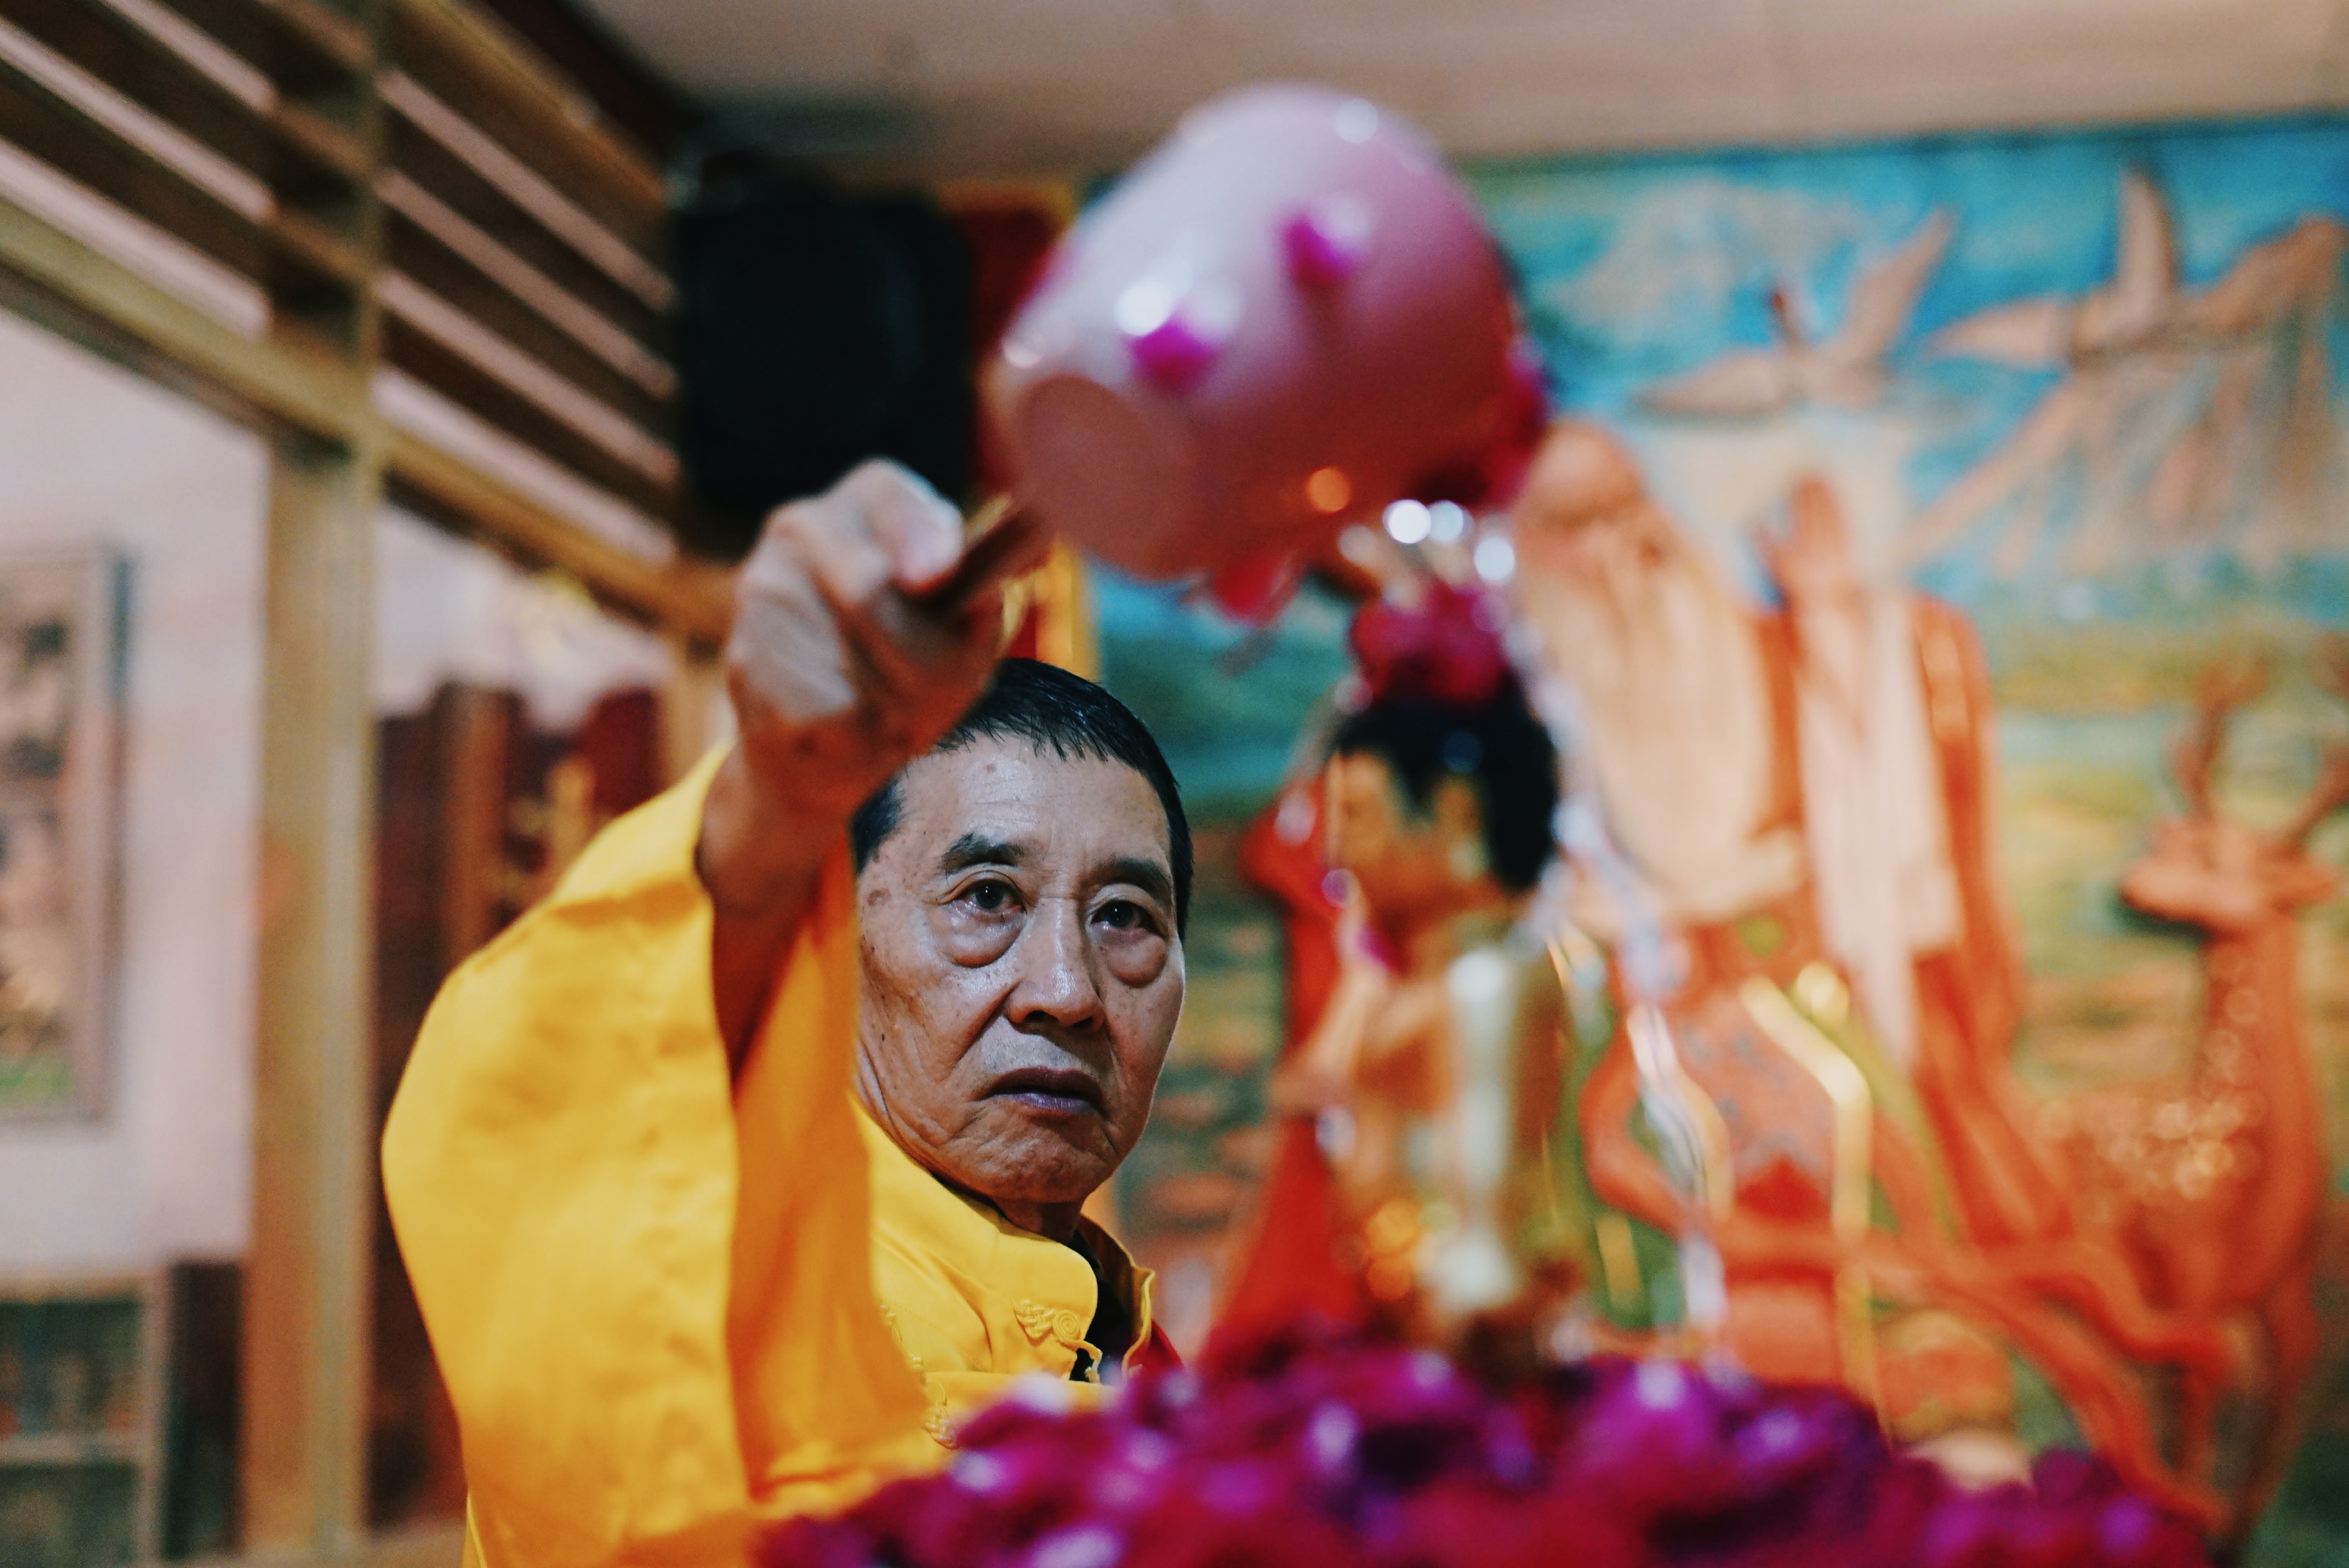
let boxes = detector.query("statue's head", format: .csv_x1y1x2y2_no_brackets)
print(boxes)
1325,584,1559,938
1514,419,1647,537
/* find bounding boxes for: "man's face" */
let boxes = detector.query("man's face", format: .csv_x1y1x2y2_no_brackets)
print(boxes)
855,735,1185,1230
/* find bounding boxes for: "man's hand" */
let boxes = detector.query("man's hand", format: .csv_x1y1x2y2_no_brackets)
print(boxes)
698,460,1047,1057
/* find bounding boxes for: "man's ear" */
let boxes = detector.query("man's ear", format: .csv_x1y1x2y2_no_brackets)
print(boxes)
1430,775,1486,847
1431,776,1491,885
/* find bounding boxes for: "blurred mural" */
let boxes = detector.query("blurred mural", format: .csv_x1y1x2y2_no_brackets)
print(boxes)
0,554,119,1121
1097,116,2349,1563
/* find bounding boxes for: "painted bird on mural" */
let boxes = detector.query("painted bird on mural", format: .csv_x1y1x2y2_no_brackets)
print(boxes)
1932,168,2182,369
1905,169,2346,579
1636,210,1952,417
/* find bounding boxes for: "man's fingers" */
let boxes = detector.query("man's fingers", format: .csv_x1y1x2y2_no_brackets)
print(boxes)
833,459,965,594
924,508,1054,615
825,559,1002,716
726,571,862,734
812,506,1048,698
730,466,1054,789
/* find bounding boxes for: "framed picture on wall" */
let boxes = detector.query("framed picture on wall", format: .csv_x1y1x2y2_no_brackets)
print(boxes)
0,551,123,1121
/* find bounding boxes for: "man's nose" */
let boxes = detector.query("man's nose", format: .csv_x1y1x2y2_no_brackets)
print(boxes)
1005,898,1106,1031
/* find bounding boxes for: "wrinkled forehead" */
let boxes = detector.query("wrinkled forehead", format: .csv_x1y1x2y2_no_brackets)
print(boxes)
880,734,1173,882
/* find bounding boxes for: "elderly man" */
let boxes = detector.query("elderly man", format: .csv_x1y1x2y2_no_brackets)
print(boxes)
382,462,1189,1567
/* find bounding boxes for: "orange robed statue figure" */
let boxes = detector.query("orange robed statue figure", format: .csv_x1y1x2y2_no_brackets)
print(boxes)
1246,583,1574,1334
1507,421,2232,1522
382,462,1189,1567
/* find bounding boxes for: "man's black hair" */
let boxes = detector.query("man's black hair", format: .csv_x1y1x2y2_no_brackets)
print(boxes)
1331,676,1559,894
848,658,1193,934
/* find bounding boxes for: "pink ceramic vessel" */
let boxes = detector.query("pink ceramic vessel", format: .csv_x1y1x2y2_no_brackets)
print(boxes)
984,83,1519,585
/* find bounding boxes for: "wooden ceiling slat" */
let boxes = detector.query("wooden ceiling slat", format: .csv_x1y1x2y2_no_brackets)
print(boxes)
154,0,369,90
465,0,686,160
383,307,675,521
387,0,665,268
0,0,717,645
272,197,368,279
0,45,378,299
0,0,364,200
385,109,666,352
267,94,367,180
384,203,668,433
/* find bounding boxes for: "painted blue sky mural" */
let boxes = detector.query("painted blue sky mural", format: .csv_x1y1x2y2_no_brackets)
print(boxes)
1473,117,2349,628
1093,570,1351,817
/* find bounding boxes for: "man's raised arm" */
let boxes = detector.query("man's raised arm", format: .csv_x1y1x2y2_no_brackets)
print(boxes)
699,462,1046,1059
381,462,1044,1567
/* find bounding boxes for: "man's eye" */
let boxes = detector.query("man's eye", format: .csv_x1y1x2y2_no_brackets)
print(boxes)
964,880,1016,913
1097,900,1143,931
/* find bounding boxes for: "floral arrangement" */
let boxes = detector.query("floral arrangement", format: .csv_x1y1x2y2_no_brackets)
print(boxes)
761,1330,2207,1568
1347,581,1515,709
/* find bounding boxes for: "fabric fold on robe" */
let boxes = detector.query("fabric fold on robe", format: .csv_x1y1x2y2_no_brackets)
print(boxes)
383,750,934,1568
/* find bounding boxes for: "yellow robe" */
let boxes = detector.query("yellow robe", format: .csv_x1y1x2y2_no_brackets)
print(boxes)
382,750,1158,1568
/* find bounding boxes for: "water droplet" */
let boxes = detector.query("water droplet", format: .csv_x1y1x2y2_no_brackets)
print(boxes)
1634,1359,1691,1410
952,1451,1008,1493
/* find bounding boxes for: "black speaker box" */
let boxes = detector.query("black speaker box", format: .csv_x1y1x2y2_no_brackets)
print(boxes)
676,172,975,558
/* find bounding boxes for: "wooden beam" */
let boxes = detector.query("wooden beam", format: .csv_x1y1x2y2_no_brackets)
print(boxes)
387,0,664,261
0,0,365,196
0,188,367,438
384,426,730,646
362,1524,467,1568
434,684,510,972
239,0,384,1537
160,0,372,91
180,1520,466,1568
660,641,728,784
246,424,384,1559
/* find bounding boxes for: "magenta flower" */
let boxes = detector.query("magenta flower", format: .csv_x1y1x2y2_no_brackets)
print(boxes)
756,1328,2211,1568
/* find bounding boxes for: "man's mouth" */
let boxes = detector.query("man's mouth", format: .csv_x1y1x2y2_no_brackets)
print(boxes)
987,1067,1105,1119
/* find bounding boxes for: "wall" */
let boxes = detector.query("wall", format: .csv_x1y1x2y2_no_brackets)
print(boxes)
0,309,267,1272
